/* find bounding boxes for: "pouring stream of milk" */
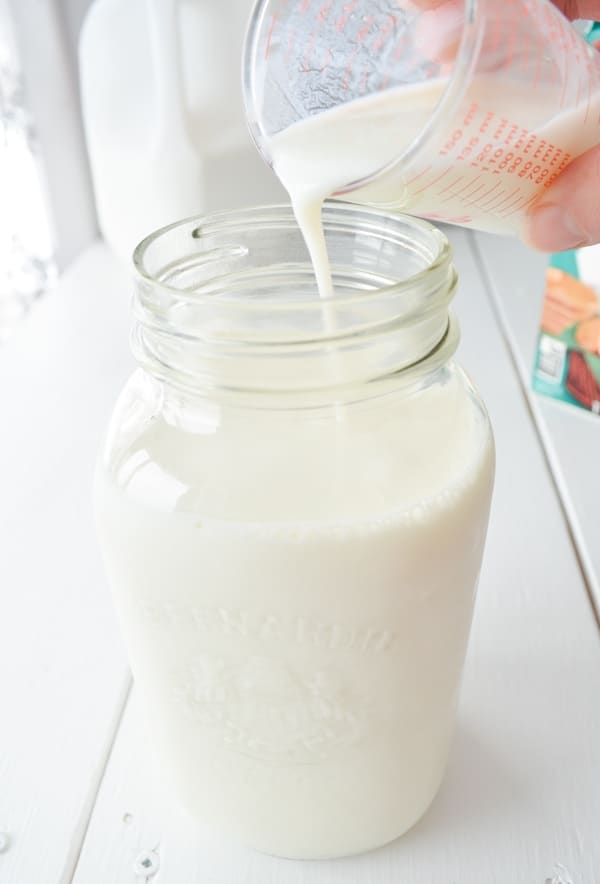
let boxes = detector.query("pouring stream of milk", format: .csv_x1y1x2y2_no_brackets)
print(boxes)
269,79,447,303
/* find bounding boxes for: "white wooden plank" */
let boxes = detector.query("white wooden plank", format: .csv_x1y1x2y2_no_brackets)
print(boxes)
0,244,132,884
72,228,600,884
472,231,600,613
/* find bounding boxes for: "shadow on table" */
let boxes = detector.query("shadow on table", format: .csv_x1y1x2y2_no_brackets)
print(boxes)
400,722,526,847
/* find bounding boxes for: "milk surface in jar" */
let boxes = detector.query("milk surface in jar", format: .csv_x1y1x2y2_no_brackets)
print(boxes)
95,206,495,859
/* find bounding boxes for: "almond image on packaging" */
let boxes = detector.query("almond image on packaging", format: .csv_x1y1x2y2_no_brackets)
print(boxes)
575,316,600,356
533,247,600,416
541,267,598,336
566,351,600,412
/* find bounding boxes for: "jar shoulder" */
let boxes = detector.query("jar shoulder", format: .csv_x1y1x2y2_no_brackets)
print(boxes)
96,365,494,521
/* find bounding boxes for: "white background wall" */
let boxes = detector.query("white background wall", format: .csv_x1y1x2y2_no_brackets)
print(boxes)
7,0,98,268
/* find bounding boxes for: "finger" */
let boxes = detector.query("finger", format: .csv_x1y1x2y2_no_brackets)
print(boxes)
409,0,455,7
526,144,600,251
412,0,600,15
413,0,464,64
553,1,600,20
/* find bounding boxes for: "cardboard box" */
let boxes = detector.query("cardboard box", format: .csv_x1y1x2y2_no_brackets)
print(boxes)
533,246,600,415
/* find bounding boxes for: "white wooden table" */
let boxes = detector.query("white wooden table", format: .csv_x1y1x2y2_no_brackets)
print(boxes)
2,230,599,884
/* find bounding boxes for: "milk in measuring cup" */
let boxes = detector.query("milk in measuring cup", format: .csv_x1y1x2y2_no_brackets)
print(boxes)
271,78,446,298
270,75,600,297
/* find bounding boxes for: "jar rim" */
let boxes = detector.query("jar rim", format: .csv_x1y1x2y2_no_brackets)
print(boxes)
132,202,452,311
131,203,458,402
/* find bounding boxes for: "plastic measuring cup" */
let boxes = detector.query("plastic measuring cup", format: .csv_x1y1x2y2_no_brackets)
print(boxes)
243,0,600,235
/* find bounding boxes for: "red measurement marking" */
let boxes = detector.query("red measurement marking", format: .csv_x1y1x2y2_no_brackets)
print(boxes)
265,12,278,60
285,29,297,64
303,30,317,70
472,181,503,208
361,67,369,94
301,0,311,13
583,59,593,125
444,215,473,224
556,21,572,109
437,175,467,195
441,179,472,203
490,16,502,58
498,193,527,216
462,188,492,212
410,168,452,197
479,190,513,214
520,192,538,209
519,3,528,72
441,187,469,204
460,181,487,206
322,46,333,73
513,194,539,214
380,30,410,91
336,0,358,32
342,47,358,91
531,44,542,92
456,186,487,207
497,203,523,219
521,40,528,72
505,12,517,71
372,14,397,54
575,73,583,111
393,32,410,62
484,186,520,212
405,165,433,186
501,204,526,219
558,62,568,109
317,0,333,24
452,175,483,198
357,16,374,42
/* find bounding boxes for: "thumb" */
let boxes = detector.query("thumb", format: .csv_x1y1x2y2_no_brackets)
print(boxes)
525,144,600,252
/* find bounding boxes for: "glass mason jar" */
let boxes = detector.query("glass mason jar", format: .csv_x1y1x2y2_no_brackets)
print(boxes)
94,204,495,860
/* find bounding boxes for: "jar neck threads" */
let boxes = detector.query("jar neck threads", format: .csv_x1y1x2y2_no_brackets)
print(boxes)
132,203,459,405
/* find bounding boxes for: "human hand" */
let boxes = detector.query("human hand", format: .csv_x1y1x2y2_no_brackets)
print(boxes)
411,0,600,251
525,2,600,251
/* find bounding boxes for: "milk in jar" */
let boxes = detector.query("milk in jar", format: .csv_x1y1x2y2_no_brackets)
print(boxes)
94,205,495,858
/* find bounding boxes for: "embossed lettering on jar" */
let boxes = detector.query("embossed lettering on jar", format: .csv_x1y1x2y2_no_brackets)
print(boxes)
94,205,495,859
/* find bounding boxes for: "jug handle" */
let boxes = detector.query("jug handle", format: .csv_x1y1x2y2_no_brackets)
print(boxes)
146,0,192,154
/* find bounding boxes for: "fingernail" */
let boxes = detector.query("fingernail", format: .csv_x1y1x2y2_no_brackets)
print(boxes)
526,203,588,252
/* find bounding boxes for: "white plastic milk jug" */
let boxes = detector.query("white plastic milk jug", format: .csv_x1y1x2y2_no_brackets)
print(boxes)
79,0,285,262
